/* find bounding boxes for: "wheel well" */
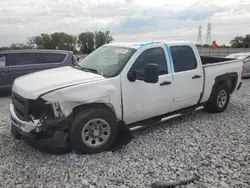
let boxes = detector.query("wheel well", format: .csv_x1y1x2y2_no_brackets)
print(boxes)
209,72,238,101
72,103,115,117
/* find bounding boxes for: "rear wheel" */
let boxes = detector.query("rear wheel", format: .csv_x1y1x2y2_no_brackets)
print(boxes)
205,83,230,113
69,108,118,154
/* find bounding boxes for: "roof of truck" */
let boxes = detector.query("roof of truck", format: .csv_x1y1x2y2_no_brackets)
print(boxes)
105,41,193,49
0,49,73,54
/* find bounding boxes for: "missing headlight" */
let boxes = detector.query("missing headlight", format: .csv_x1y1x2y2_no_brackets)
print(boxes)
51,102,64,118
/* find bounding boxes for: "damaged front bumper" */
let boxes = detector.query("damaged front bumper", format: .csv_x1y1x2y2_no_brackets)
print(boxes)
10,102,134,154
10,103,41,133
10,103,71,154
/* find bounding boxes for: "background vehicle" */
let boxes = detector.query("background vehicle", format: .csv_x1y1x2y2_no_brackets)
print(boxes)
226,52,250,78
10,41,243,154
0,49,78,92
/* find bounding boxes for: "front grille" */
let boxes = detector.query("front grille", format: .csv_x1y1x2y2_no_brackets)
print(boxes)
12,92,30,121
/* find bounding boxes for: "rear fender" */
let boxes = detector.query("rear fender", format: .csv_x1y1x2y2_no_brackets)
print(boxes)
208,72,238,101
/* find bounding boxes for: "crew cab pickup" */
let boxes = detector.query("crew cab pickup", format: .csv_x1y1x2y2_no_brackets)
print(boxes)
10,41,243,154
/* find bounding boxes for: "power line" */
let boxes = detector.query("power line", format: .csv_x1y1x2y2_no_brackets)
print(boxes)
205,22,212,45
196,25,202,45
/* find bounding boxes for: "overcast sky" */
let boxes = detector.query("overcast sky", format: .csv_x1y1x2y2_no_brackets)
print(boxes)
0,0,250,46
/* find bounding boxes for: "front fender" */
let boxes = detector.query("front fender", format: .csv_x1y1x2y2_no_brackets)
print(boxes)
60,96,111,116
41,78,122,120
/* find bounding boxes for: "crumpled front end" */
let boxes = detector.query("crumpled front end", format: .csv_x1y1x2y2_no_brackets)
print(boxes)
10,92,72,154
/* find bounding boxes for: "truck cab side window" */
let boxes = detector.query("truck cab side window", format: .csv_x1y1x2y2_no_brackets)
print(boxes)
170,46,197,72
0,55,6,67
130,47,168,77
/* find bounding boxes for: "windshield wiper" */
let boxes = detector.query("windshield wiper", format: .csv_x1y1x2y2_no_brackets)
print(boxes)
80,67,103,76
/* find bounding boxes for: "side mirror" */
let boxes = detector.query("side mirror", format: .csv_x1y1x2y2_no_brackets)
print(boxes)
77,57,81,61
144,64,159,83
127,70,136,82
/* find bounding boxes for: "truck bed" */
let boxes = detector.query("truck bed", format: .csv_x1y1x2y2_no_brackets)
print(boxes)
200,56,235,65
200,58,243,104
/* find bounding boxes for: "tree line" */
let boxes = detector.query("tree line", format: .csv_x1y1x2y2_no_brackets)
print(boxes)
196,34,250,48
2,32,250,52
0,31,114,54
230,34,250,48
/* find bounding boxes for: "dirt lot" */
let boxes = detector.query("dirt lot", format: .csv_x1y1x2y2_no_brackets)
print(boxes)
0,80,250,188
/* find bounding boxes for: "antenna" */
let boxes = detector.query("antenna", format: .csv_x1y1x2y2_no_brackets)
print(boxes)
205,22,212,45
196,25,202,45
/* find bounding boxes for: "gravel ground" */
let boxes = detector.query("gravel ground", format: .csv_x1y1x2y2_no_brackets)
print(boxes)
0,80,250,188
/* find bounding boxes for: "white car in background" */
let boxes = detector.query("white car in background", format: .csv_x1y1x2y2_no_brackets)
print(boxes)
226,52,250,78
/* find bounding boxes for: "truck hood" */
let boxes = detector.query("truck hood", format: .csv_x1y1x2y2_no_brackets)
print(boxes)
12,66,105,99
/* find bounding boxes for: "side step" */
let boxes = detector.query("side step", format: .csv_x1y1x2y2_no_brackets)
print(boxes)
130,105,204,131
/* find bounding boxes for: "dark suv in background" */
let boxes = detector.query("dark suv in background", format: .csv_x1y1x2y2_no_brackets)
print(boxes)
0,49,78,92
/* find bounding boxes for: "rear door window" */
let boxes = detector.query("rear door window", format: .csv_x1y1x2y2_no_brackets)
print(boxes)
170,46,197,72
0,55,6,67
6,52,67,66
6,53,35,66
41,53,67,64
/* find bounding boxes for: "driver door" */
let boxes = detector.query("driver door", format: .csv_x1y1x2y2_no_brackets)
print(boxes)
121,45,174,124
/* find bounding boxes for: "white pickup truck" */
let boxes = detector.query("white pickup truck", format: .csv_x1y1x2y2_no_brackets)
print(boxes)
10,41,243,154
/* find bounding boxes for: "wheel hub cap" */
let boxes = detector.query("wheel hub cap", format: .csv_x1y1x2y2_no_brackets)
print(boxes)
91,128,101,137
81,118,111,148
217,90,227,108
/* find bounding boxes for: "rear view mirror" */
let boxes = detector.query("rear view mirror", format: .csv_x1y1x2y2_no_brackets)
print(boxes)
144,64,159,83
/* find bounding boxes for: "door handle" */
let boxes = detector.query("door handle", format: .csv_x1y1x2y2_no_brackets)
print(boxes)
160,81,171,86
192,75,201,79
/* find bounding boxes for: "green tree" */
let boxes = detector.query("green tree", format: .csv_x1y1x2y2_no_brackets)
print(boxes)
29,33,53,49
242,34,250,48
29,32,77,51
50,32,77,51
0,47,11,51
1,30,114,53
78,32,95,54
202,44,211,47
229,35,250,48
10,43,32,49
94,30,114,49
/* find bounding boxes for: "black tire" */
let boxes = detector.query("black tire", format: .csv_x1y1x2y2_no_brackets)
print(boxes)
11,123,21,139
69,108,118,154
205,83,230,113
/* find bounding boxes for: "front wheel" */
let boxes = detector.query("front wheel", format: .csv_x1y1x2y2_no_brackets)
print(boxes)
69,108,118,154
205,84,230,113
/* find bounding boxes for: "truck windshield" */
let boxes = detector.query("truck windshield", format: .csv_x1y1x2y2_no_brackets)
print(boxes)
78,46,136,77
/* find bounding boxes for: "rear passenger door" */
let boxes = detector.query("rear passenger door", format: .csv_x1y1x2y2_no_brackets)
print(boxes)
6,52,67,84
169,45,204,111
0,54,11,88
